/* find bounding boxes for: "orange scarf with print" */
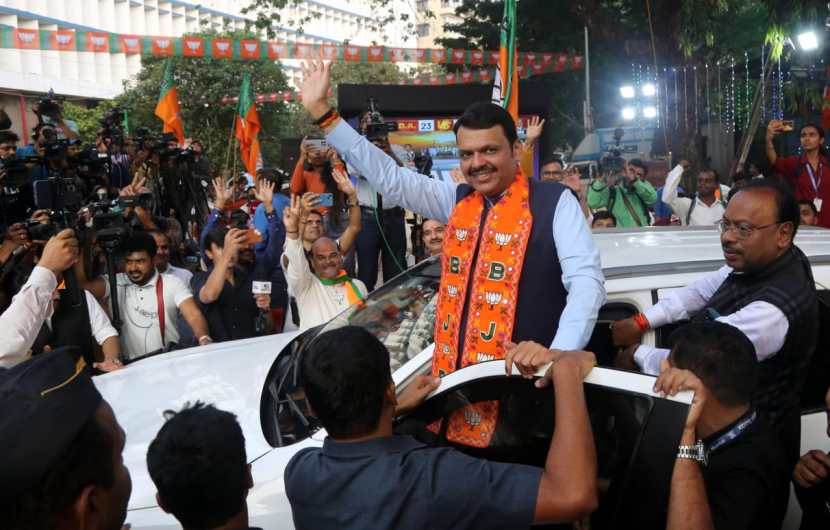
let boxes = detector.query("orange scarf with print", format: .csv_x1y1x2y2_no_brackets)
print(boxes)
432,170,533,447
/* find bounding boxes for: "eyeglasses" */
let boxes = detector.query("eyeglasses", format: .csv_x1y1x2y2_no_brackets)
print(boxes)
716,219,782,240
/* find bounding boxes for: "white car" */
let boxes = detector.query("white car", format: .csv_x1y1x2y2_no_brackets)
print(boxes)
98,227,830,530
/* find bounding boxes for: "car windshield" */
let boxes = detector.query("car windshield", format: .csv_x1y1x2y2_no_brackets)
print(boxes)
262,258,441,447
314,258,441,371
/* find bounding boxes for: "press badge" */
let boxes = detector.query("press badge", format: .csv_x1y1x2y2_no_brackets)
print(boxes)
814,198,823,212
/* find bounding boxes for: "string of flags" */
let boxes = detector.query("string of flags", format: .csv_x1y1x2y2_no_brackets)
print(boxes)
0,26,582,70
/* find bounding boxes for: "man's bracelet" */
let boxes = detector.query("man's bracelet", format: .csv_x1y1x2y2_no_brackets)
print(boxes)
198,336,213,344
634,313,650,332
315,108,340,128
286,231,299,235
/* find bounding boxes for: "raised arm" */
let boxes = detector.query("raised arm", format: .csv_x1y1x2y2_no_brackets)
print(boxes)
283,195,314,294
332,167,361,254
299,59,457,222
766,120,783,166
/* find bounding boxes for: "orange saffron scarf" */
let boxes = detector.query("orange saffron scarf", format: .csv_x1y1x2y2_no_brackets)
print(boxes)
432,170,533,447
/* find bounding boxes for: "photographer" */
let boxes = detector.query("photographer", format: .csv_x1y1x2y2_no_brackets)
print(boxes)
0,229,122,371
353,107,407,291
1,130,34,228
587,155,656,227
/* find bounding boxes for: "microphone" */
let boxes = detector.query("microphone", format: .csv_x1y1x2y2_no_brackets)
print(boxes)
252,276,272,335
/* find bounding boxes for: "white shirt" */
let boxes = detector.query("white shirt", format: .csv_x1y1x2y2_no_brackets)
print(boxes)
103,271,193,360
327,120,606,350
0,266,118,368
633,265,789,374
163,264,194,286
283,238,368,330
662,165,727,226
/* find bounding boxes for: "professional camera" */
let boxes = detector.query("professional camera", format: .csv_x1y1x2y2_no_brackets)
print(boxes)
362,98,398,141
34,90,66,120
117,192,154,210
413,150,433,177
0,157,31,187
33,177,83,213
99,107,126,145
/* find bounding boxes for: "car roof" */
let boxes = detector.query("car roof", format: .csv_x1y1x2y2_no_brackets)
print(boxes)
593,226,830,280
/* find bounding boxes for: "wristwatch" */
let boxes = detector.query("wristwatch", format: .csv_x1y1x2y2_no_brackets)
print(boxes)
677,440,707,465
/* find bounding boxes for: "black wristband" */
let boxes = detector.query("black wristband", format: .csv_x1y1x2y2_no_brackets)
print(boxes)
314,107,337,126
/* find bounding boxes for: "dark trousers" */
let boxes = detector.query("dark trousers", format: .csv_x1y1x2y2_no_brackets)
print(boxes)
356,207,406,291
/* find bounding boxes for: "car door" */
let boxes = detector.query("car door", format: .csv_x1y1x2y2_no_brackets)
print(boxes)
395,363,691,530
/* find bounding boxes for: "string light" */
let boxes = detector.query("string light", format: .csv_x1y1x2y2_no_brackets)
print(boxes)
744,50,750,129
683,66,688,129
674,67,679,130
717,60,723,132
761,44,766,121
729,56,736,133
705,63,711,139
693,66,698,131
777,55,783,120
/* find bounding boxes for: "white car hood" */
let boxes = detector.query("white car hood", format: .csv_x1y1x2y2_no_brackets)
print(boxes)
95,331,301,510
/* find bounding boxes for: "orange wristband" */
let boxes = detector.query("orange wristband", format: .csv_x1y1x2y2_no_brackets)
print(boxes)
634,313,650,332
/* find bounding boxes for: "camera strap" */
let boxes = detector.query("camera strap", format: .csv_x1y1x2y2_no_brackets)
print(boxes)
156,274,166,348
619,189,645,227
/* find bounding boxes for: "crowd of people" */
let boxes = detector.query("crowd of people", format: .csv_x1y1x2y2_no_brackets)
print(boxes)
0,56,829,530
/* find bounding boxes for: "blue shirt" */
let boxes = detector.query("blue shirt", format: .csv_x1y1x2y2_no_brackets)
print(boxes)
253,194,290,253
14,145,48,182
285,435,541,530
654,185,683,218
325,120,606,350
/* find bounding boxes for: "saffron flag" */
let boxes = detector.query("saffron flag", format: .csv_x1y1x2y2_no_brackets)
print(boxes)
235,73,261,177
491,0,518,123
154,59,185,145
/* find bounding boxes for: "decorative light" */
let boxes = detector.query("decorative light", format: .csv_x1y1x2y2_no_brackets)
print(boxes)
621,107,636,120
797,31,819,51
643,106,658,119
642,83,656,96
620,85,636,98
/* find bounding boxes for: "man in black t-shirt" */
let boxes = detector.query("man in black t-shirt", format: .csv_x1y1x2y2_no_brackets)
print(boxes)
656,322,790,530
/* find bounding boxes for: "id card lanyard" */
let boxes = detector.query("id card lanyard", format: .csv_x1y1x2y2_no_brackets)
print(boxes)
706,410,757,455
806,161,824,211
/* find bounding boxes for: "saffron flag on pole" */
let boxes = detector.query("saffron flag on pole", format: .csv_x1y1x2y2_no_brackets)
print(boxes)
154,59,185,145
491,0,518,124
235,72,262,177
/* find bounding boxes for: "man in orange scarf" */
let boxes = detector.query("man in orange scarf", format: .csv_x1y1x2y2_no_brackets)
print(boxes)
299,60,605,445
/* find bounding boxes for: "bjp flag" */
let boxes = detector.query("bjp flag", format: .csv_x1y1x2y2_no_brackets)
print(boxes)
491,0,518,123
154,59,185,145
51,30,75,51
235,73,261,178
14,29,39,50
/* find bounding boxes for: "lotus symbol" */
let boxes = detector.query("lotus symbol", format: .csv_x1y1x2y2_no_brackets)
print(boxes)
392,49,403,59
485,291,502,308
156,39,170,49
433,50,444,60
464,409,482,426
494,232,513,247
441,344,450,354
271,43,282,53
347,46,358,55
18,32,35,43
370,47,381,56
447,285,458,297
454,50,463,59
323,47,334,56
186,41,201,51
473,51,483,60
216,42,230,52
244,43,257,52
527,53,535,61
462,72,472,81
415,50,425,57
447,74,455,82
124,38,138,48
91,36,106,46
56,34,72,45
455,229,468,243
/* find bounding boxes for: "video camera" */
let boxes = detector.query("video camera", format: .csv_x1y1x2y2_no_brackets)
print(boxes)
99,107,126,146
117,192,154,210
362,98,398,142
34,90,66,121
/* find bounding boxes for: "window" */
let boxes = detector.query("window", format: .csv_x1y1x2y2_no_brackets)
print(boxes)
417,23,430,37
588,302,639,367
395,375,684,528
416,0,428,11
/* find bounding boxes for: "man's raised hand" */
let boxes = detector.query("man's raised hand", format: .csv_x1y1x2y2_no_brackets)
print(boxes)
39,229,79,276
525,116,545,144
283,194,302,236
299,59,333,120
212,177,230,210
256,180,276,213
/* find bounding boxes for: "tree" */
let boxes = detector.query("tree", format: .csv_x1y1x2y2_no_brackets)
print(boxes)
114,29,290,174
62,100,119,144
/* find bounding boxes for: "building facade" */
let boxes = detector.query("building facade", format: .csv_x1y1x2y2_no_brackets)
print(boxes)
415,0,461,49
0,0,416,142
